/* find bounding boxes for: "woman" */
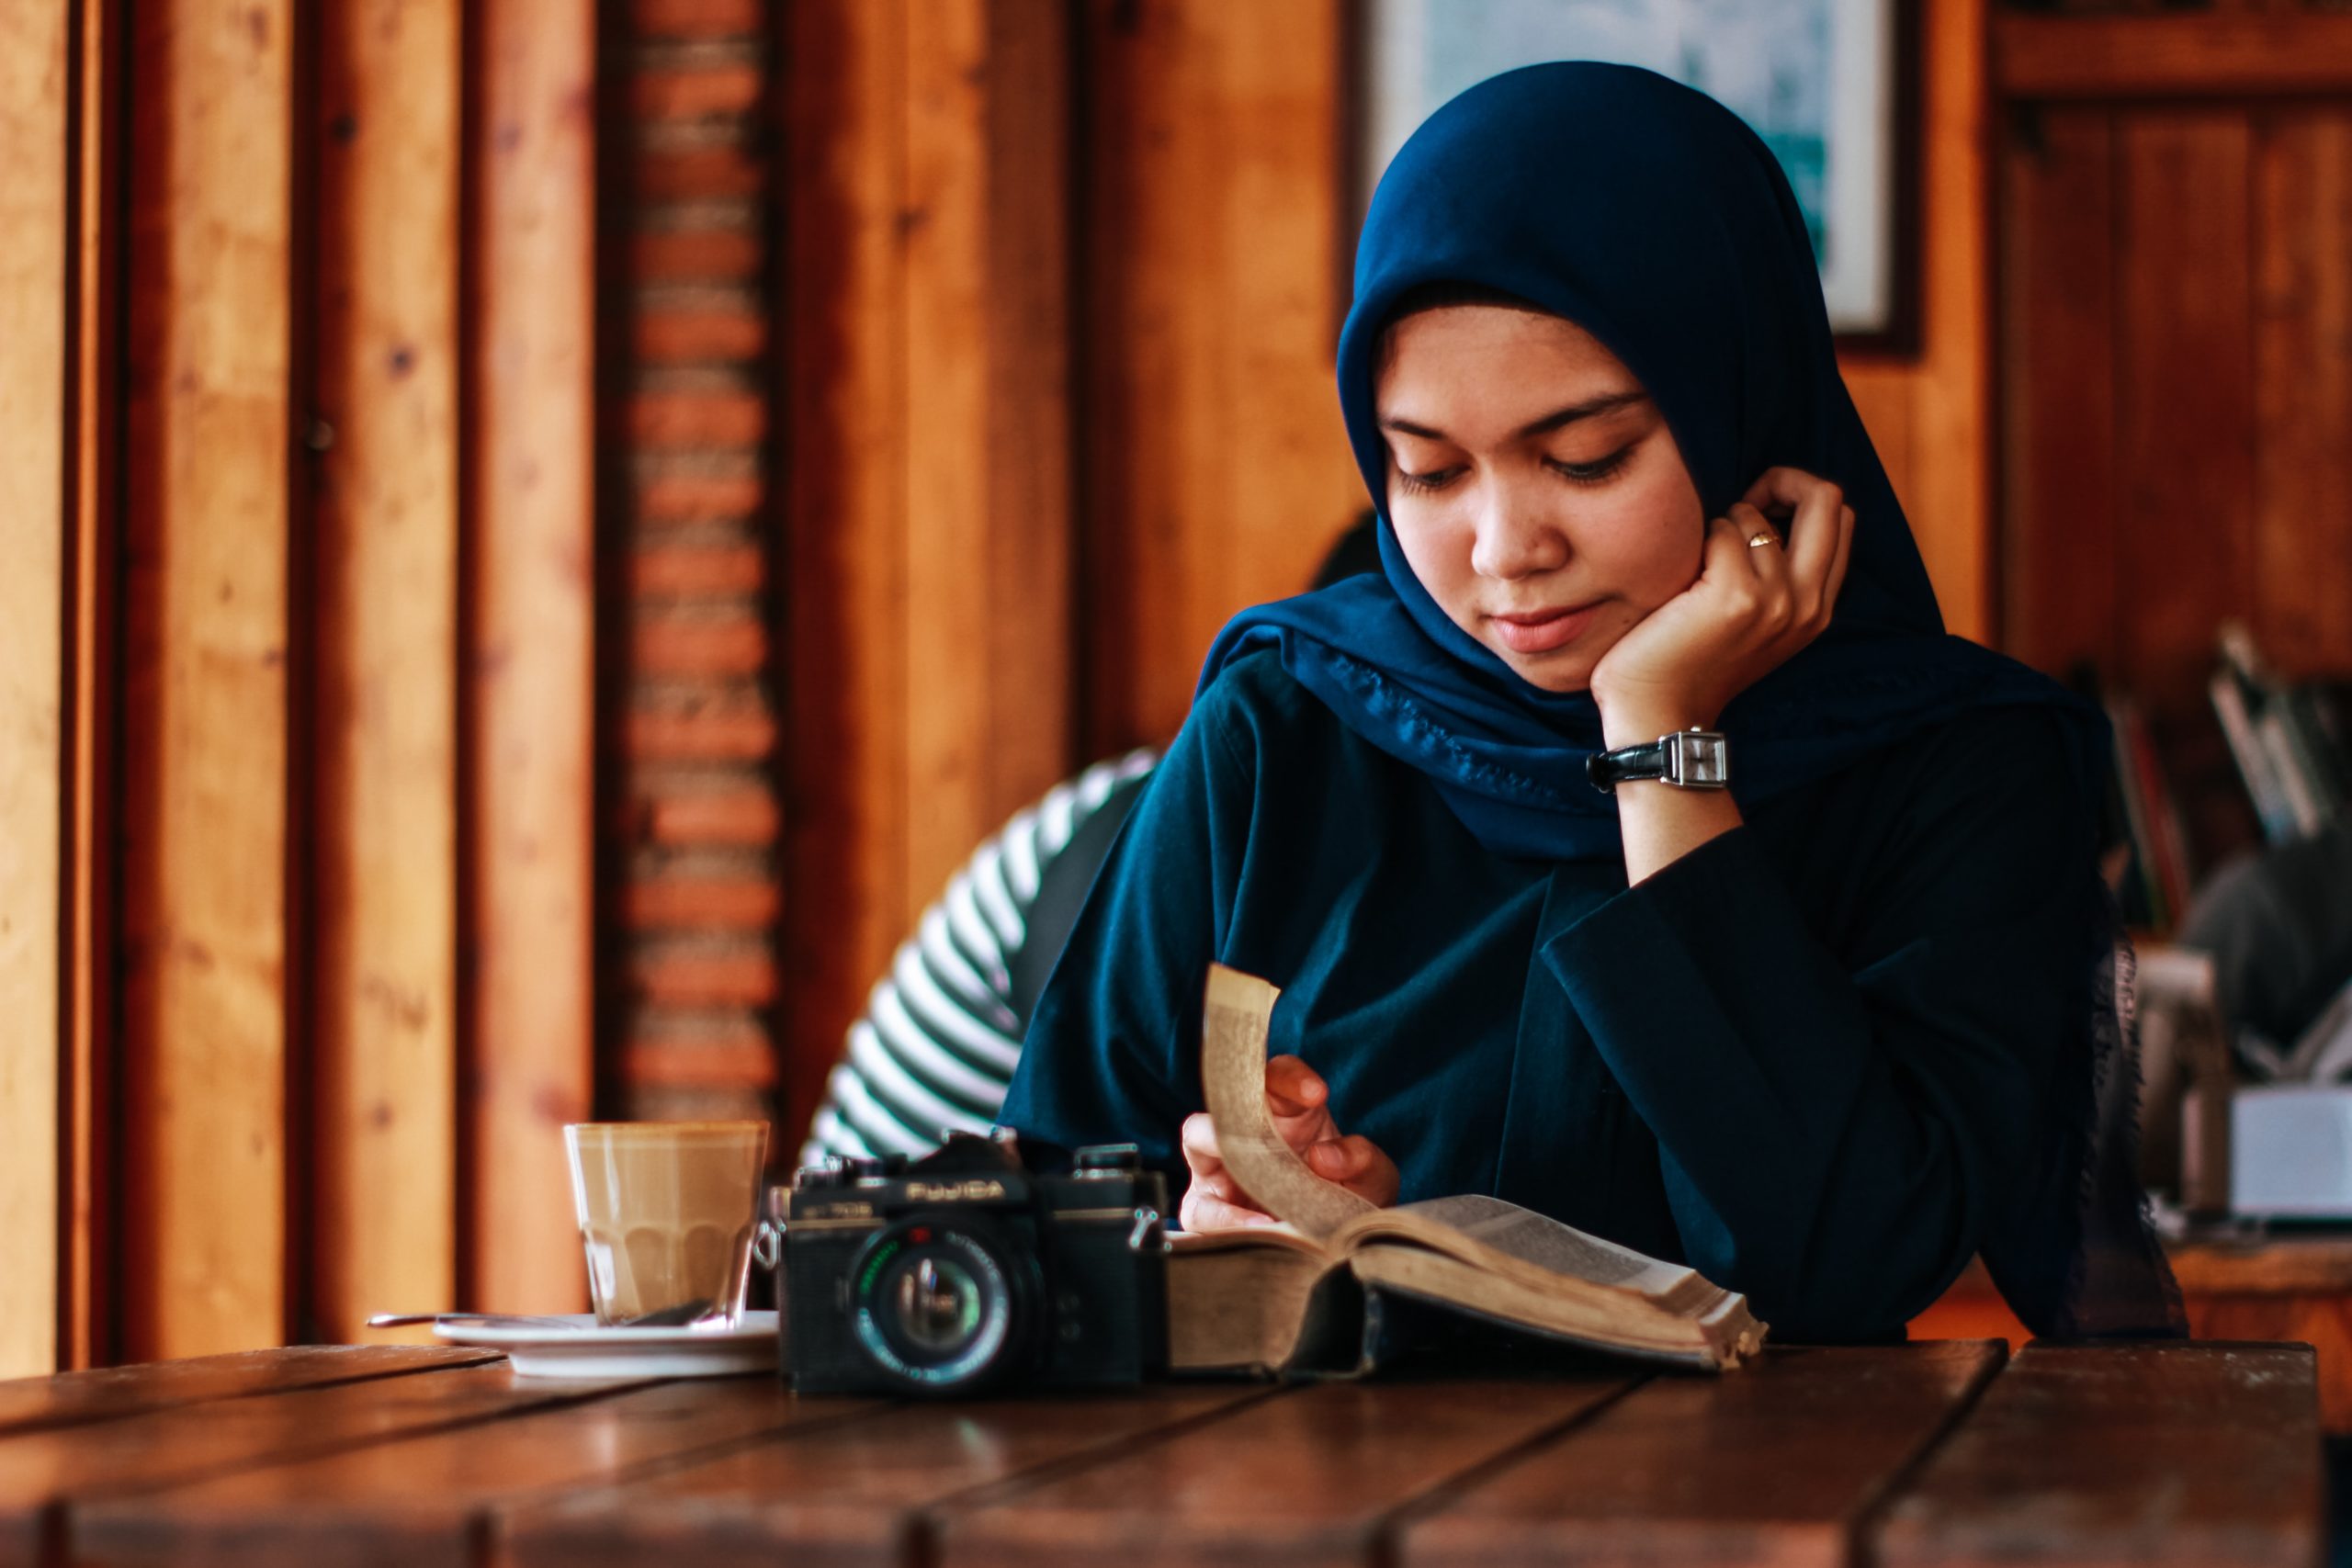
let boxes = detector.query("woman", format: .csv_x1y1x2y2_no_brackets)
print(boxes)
998,62,2180,1341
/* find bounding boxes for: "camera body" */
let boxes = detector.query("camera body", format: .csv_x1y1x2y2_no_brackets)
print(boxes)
776,1132,1168,1396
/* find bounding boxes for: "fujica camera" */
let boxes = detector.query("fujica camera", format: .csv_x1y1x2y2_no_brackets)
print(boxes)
772,1132,1168,1396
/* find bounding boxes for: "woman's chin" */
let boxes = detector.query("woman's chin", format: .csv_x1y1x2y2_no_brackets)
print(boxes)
1493,643,1598,694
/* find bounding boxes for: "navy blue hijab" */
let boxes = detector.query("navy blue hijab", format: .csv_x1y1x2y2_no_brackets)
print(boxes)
1201,62,2097,861
1199,62,2181,1338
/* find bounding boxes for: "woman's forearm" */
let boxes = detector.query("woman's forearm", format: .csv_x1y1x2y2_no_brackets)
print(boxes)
1602,705,1745,885
1612,776,1745,885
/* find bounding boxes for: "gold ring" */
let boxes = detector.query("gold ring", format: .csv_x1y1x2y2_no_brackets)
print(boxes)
1747,531,1779,549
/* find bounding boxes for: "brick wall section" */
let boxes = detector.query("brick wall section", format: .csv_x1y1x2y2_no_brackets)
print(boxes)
612,0,783,1122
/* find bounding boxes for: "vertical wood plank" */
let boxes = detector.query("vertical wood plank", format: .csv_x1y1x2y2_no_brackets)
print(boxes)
2115,111,2255,713
469,0,597,1312
119,0,295,1360
1843,365,1917,509
901,0,1074,920
1078,0,1360,756
1904,0,1991,647
0,0,71,1379
779,0,1079,1135
1997,107,2118,683
313,0,461,1343
2253,109,2352,676
1836,0,1991,645
63,0,123,1372
779,0,910,1139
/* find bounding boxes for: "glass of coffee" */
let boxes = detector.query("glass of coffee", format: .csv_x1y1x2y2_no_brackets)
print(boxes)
563,1121,770,1329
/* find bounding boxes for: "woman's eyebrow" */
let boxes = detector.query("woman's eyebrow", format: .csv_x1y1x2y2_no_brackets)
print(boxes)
1378,391,1649,443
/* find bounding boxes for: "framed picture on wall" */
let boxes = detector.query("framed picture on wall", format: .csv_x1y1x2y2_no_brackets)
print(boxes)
1353,0,1922,355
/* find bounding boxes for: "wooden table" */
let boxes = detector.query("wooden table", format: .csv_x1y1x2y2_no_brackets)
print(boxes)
1915,1235,2352,1431
0,1339,2322,1567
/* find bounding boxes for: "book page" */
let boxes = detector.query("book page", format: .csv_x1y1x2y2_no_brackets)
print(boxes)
1201,965,1376,1240
1385,1195,1666,1288
1349,1248,1760,1370
1167,1224,1327,1258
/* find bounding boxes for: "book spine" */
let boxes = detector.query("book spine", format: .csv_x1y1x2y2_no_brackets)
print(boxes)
2259,706,2327,839
2211,668,2300,845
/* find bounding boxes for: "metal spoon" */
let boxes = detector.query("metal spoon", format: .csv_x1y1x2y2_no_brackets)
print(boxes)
367,1312,583,1331
367,1299,722,1332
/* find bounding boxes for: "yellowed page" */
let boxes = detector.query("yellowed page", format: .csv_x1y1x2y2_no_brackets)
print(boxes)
1201,964,1376,1239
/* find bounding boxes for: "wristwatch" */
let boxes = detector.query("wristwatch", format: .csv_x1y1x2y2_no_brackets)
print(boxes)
1587,727,1731,794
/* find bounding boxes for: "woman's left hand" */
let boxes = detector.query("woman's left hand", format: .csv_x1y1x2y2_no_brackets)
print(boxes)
1586,466,1855,745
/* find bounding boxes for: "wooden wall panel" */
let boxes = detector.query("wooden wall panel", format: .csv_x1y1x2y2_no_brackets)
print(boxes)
1997,9,2352,101
2253,110,2352,677
119,1,296,1359
780,0,910,1144
0,0,71,1380
1997,109,2117,683
64,0,123,1371
469,0,598,1313
1076,0,1361,756
779,0,1076,1136
2115,113,2256,715
1838,0,1990,647
312,0,461,1344
901,0,1074,932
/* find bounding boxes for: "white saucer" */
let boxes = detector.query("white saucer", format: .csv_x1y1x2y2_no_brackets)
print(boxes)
435,1311,780,1380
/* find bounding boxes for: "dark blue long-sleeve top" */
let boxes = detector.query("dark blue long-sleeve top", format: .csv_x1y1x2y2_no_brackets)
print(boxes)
998,650,2096,1344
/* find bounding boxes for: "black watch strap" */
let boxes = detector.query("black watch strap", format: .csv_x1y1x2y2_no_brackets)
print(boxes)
1587,728,1730,794
1586,739,1667,794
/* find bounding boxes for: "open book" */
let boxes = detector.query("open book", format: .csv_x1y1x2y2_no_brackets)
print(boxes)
1168,964,1767,1376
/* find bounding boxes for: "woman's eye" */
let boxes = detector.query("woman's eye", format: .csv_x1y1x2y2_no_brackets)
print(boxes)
1548,447,1633,486
1396,466,1462,494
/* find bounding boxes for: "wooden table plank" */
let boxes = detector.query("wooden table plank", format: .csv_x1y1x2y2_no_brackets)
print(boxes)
0,1359,629,1568
1872,1342,2324,1568
1396,1342,2004,1568
935,1373,1641,1568
0,1347,495,1437
70,1375,885,1568
499,1383,1273,1568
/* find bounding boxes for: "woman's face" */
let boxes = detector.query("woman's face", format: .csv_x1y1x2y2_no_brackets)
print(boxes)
1374,304,1705,694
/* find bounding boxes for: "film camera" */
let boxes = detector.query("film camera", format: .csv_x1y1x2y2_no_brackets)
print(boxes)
769,1132,1168,1396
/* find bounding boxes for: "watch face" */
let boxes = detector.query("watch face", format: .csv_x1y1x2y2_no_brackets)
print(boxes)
1669,731,1729,787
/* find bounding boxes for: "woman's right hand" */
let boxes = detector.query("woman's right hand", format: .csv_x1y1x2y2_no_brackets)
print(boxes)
1178,1054,1399,1231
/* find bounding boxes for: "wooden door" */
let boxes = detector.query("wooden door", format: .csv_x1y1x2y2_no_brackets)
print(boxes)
1996,13,2352,874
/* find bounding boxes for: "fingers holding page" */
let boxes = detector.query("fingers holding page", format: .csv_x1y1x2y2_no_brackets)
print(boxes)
1262,1054,1328,1117
1307,1134,1402,1207
1178,1111,1278,1230
1264,1053,1341,1155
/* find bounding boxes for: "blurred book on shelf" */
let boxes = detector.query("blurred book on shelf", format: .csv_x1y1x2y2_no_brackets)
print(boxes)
2075,662,2214,938
2101,689,2193,931
2074,621,2352,940
2211,622,2352,850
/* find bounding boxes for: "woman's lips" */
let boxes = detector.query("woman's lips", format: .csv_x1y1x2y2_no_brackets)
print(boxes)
1490,601,1600,656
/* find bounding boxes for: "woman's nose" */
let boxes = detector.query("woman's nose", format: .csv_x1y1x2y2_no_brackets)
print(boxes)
1468,479,1569,581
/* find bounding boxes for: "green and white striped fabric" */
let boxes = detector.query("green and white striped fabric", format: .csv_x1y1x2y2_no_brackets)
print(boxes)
798,749,1159,1168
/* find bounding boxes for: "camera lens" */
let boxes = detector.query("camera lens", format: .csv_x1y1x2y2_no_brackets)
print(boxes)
848,1219,1035,1393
